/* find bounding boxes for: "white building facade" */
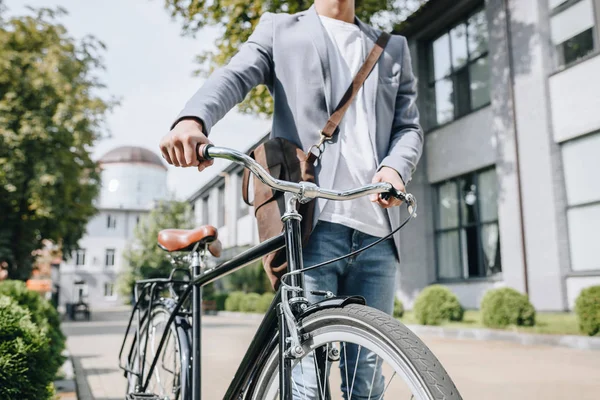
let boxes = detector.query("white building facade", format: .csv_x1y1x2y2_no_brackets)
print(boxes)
59,146,168,308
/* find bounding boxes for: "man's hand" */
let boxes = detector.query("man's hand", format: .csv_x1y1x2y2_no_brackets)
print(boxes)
370,166,405,209
159,119,214,171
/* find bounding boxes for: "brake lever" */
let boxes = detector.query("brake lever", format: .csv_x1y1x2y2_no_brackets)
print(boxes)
380,189,417,217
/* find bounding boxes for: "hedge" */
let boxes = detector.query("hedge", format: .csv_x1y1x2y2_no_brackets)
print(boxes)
481,287,535,328
256,292,276,313
0,280,65,377
413,285,464,326
0,295,55,400
393,297,404,319
239,293,262,312
575,286,600,336
224,291,245,312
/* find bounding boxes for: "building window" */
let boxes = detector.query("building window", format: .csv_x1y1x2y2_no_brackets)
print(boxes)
427,8,490,127
550,0,597,68
107,214,117,229
217,184,225,227
74,249,86,266
561,132,600,271
434,168,501,280
104,282,115,298
238,171,250,218
105,248,116,267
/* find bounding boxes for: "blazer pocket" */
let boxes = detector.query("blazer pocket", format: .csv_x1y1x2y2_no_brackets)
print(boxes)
378,72,400,85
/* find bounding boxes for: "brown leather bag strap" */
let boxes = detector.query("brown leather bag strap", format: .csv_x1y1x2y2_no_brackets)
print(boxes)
242,168,252,206
321,32,391,138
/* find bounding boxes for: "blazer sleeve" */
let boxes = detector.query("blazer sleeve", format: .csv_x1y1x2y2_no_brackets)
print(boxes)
171,13,274,135
378,36,424,185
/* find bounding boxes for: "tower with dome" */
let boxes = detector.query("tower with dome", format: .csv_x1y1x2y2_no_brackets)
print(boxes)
59,146,168,309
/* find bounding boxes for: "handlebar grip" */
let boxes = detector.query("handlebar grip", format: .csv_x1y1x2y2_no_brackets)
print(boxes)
196,143,214,161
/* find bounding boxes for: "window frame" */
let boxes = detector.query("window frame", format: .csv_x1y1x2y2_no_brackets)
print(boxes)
107,214,117,229
74,249,86,267
426,7,491,129
103,282,116,298
433,167,502,282
549,0,600,70
105,248,116,267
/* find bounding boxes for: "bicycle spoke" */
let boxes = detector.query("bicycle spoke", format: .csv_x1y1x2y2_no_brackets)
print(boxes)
367,355,381,399
348,345,362,399
343,342,350,397
377,371,397,400
312,348,325,400
299,355,308,400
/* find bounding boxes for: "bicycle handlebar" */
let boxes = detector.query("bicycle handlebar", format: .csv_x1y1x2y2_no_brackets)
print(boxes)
198,144,417,211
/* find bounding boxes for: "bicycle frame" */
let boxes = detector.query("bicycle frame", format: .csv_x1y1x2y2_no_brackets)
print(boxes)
119,194,317,400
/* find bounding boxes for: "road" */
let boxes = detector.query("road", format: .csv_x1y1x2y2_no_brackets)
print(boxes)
63,307,600,400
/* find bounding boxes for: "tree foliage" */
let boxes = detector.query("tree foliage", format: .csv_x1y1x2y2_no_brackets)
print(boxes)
119,200,194,298
0,6,112,279
161,0,427,116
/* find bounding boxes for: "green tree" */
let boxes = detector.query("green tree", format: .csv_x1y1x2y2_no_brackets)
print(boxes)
161,0,427,116
224,259,272,294
0,6,112,279
119,200,194,298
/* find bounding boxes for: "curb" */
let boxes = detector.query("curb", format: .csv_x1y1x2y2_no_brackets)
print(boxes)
405,324,600,351
217,311,600,351
54,351,77,400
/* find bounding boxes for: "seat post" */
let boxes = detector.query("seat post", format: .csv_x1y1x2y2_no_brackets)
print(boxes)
191,250,202,400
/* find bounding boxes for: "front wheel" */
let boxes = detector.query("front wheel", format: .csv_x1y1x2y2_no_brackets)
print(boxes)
250,304,462,400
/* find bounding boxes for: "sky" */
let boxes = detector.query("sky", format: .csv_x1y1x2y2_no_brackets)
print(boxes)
4,0,271,200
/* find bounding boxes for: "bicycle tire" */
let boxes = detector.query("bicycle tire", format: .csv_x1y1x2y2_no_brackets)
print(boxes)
125,301,191,399
249,303,462,400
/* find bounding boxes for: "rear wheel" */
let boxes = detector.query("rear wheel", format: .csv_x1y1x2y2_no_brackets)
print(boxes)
126,302,189,400
250,304,461,400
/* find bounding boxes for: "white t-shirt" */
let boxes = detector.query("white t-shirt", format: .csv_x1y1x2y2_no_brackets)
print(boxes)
318,15,391,238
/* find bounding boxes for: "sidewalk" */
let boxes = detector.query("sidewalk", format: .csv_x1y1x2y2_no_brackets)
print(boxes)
64,307,600,400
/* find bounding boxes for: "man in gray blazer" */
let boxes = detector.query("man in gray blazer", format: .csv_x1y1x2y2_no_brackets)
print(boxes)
160,0,423,397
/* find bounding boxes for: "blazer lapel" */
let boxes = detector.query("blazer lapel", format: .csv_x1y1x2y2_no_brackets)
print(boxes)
356,18,380,160
304,5,332,114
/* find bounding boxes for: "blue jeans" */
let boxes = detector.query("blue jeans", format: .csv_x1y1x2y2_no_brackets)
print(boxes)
292,221,398,399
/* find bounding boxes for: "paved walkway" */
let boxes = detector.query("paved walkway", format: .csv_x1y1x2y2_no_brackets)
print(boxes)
63,307,600,399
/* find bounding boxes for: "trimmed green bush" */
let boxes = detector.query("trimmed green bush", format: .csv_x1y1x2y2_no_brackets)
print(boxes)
224,291,245,312
393,297,404,319
0,280,65,377
257,292,276,313
240,293,262,313
481,287,535,328
414,285,464,326
0,295,55,400
575,286,600,336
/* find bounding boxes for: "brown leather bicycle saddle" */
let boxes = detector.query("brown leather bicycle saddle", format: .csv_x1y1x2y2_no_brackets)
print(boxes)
157,225,222,257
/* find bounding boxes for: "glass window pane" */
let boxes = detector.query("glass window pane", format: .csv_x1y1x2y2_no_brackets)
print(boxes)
431,33,451,81
462,226,482,277
451,23,468,69
459,175,477,225
478,168,498,222
454,68,471,117
561,28,594,65
550,0,594,45
437,181,459,229
469,56,490,109
567,204,600,271
437,231,462,279
468,10,489,59
434,78,454,125
481,223,502,276
562,132,600,206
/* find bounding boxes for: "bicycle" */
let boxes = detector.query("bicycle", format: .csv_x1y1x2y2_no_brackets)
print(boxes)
119,144,462,400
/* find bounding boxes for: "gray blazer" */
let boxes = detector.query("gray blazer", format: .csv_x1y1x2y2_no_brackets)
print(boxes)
175,5,424,259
